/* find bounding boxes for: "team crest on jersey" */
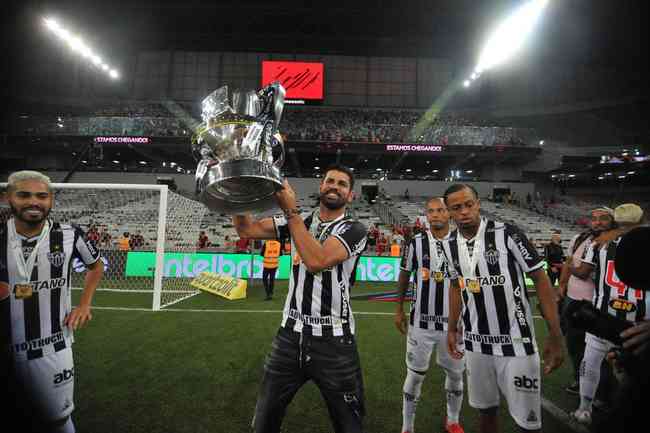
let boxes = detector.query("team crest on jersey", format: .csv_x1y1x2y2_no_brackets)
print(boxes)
484,248,500,265
47,251,66,267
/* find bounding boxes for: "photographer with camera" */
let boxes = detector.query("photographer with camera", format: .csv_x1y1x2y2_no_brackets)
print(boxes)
558,207,614,395
567,203,646,426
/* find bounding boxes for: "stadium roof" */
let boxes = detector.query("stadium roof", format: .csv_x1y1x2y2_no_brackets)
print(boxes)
10,0,649,68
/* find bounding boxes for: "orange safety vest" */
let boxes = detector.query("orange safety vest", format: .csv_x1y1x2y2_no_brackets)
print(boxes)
263,240,281,269
118,237,130,251
390,243,400,257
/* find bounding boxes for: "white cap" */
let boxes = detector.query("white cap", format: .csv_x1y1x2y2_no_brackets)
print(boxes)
614,203,643,224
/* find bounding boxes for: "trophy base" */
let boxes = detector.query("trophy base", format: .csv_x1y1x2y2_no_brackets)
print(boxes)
199,158,284,214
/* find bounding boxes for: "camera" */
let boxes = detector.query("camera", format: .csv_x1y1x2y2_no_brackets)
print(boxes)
564,300,644,375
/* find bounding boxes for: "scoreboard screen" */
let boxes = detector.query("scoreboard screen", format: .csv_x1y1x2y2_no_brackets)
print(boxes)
262,61,324,100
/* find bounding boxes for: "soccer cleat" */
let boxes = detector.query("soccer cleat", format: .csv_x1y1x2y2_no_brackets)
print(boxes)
565,381,579,395
445,423,465,433
570,409,592,425
442,416,465,433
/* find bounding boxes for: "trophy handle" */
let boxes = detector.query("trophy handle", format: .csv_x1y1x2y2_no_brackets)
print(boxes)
272,132,285,169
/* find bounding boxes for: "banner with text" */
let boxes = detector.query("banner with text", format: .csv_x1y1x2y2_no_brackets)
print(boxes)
124,252,404,282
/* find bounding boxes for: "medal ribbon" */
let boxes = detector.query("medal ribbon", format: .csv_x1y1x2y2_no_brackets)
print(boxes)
458,219,486,279
8,218,51,283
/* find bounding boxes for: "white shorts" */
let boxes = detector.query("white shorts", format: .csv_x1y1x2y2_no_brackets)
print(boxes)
14,347,75,422
465,351,541,430
405,327,465,374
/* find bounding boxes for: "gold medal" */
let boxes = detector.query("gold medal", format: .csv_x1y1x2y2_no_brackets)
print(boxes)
434,271,444,283
421,268,430,281
467,279,481,293
14,283,33,299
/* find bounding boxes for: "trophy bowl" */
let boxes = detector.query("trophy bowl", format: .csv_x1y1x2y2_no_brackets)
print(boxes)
193,84,286,214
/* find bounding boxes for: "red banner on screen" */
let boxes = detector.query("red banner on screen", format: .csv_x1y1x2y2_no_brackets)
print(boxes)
262,61,324,100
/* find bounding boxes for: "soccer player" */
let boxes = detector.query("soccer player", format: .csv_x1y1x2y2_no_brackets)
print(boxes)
232,164,368,433
2,170,103,433
394,197,466,433
569,203,647,425
441,184,563,433
558,207,614,395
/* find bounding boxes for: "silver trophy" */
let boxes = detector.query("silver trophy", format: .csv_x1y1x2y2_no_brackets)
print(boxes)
193,82,286,214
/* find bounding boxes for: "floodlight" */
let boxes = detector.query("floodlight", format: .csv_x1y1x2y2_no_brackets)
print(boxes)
475,0,550,73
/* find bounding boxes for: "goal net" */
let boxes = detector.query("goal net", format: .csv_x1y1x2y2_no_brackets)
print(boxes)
45,183,207,310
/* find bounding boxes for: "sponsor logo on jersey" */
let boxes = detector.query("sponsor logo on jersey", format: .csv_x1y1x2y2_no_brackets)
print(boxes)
609,298,636,313
14,331,66,353
464,275,506,287
21,277,67,294
53,368,74,386
47,251,66,267
514,375,539,392
513,286,528,327
514,237,533,261
484,248,500,265
288,308,338,326
420,314,448,323
527,410,538,423
464,331,513,345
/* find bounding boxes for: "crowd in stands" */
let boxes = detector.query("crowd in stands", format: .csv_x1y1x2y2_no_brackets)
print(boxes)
12,102,536,147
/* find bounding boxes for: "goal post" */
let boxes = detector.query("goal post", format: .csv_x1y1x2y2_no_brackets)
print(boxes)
1,182,207,310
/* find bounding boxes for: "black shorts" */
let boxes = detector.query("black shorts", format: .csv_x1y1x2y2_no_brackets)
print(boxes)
253,327,365,433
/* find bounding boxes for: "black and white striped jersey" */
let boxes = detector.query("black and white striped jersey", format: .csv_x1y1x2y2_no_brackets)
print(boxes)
400,231,452,331
582,237,649,322
1,218,100,361
441,219,543,357
273,211,367,337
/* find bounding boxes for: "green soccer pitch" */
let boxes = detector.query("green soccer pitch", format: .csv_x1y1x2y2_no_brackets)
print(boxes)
70,281,585,433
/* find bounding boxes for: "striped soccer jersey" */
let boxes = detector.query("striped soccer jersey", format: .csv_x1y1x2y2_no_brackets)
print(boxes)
273,211,367,337
441,219,543,357
400,230,452,331
1,218,100,361
582,237,649,322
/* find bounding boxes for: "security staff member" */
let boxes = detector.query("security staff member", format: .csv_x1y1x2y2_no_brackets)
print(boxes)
261,240,281,300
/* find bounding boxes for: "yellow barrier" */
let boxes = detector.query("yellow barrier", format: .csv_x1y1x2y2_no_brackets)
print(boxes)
190,272,247,300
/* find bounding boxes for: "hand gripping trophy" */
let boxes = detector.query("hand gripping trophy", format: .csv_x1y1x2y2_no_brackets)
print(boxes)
193,82,286,214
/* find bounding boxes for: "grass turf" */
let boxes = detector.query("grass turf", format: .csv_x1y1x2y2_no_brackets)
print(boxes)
70,281,579,433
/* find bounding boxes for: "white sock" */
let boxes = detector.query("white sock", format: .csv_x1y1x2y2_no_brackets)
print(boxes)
444,369,464,424
402,369,425,432
578,343,607,413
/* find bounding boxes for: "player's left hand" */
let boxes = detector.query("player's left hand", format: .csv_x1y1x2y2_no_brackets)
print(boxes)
542,334,564,374
620,320,650,356
64,305,93,330
275,180,297,212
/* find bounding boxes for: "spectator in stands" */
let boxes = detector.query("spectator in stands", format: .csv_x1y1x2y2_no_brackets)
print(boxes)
87,225,100,247
544,233,565,287
130,230,145,250
198,231,209,249
526,193,532,206
376,233,387,256
558,207,614,396
367,224,378,251
235,237,250,254
118,232,131,251
99,228,112,249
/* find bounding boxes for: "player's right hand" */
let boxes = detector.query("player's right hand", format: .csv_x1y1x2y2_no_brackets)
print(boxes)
394,308,408,335
447,331,464,360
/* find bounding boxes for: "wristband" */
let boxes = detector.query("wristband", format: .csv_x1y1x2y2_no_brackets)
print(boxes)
284,208,301,220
